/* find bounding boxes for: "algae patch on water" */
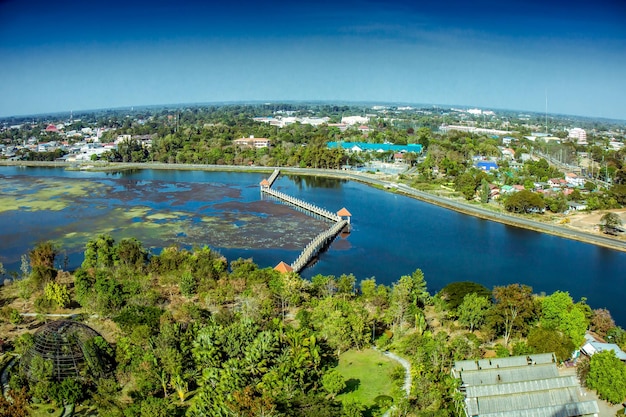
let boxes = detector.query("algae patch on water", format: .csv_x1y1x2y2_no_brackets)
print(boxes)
0,176,106,213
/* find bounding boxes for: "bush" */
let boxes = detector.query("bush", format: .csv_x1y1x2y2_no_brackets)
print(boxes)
113,305,163,334
495,344,510,358
374,395,393,408
34,295,55,314
180,271,197,297
375,333,391,351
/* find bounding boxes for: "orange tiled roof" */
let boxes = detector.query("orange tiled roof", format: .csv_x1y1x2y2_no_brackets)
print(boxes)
260,179,270,186
337,208,352,217
274,261,293,273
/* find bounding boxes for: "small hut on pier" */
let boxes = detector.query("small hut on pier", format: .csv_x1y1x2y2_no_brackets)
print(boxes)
337,208,352,224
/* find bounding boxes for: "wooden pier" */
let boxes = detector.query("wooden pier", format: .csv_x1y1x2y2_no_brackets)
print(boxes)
290,220,348,272
266,168,280,187
262,187,341,222
261,169,351,274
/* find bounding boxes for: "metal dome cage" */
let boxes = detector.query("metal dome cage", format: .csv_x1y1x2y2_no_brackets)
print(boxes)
20,320,113,383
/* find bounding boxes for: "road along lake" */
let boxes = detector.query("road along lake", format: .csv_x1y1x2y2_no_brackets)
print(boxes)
1,166,625,325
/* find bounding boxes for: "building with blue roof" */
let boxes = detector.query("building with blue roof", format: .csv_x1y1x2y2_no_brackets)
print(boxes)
475,161,499,171
327,141,422,154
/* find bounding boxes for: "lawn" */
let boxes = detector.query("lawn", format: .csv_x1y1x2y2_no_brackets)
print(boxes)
335,348,401,408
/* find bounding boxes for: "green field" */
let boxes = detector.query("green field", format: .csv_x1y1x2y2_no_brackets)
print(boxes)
335,348,400,408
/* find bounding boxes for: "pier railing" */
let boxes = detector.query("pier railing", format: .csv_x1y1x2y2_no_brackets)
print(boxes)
266,168,280,187
291,220,348,272
262,187,341,222
260,169,350,273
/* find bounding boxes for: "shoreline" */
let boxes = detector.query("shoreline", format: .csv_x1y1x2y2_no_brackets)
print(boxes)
2,160,625,253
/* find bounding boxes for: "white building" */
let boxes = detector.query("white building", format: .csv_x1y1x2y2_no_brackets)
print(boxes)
609,139,624,151
568,128,587,145
565,172,585,187
233,135,270,149
341,116,369,126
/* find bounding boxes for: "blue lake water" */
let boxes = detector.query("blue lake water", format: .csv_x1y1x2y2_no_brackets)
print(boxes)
1,166,625,326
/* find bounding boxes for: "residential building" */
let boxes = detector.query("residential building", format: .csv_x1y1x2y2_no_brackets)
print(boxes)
440,125,512,136
233,135,270,149
341,116,369,125
581,332,626,361
567,201,588,211
500,147,515,159
475,161,498,171
565,173,585,187
548,178,567,188
568,128,587,145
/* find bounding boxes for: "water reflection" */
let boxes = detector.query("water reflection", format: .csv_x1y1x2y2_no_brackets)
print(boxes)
286,174,346,190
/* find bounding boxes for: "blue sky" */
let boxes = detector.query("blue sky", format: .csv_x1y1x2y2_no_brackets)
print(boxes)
1,0,625,119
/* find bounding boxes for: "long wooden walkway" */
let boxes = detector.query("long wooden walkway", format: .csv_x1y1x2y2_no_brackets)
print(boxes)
260,169,350,273
291,220,348,272
266,168,280,187
262,187,341,222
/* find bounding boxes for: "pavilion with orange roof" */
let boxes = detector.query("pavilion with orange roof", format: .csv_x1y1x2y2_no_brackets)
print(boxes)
274,261,294,273
337,207,352,223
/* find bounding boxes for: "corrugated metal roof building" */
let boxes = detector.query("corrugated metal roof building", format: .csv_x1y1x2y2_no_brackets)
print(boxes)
452,354,598,417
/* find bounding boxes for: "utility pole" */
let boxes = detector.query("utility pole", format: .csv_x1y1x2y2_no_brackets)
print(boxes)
546,88,548,135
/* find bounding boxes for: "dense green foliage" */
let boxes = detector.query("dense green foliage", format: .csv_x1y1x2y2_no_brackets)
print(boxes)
585,350,626,404
2,229,625,413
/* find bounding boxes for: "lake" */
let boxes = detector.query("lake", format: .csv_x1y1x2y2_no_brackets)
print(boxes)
1,166,625,326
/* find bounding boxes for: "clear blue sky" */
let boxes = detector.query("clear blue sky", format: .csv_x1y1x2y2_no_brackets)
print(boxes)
1,0,625,119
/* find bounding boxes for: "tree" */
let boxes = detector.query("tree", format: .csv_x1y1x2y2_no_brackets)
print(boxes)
600,212,623,234
504,190,545,213
591,308,615,338
83,234,117,269
321,369,345,398
44,281,71,308
29,241,57,269
388,276,413,332
540,291,588,347
342,400,365,417
527,327,574,362
439,281,491,311
180,271,197,297
458,293,491,332
586,350,626,404
53,378,83,406
479,178,491,203
490,284,536,346
115,237,148,269
408,268,431,308
28,241,58,289
455,172,477,200
610,184,626,205
20,254,30,279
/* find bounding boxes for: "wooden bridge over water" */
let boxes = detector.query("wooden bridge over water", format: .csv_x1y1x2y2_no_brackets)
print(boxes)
260,169,351,273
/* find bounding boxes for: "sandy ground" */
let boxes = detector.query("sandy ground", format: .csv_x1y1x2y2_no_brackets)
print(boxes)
566,209,626,233
563,209,626,239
